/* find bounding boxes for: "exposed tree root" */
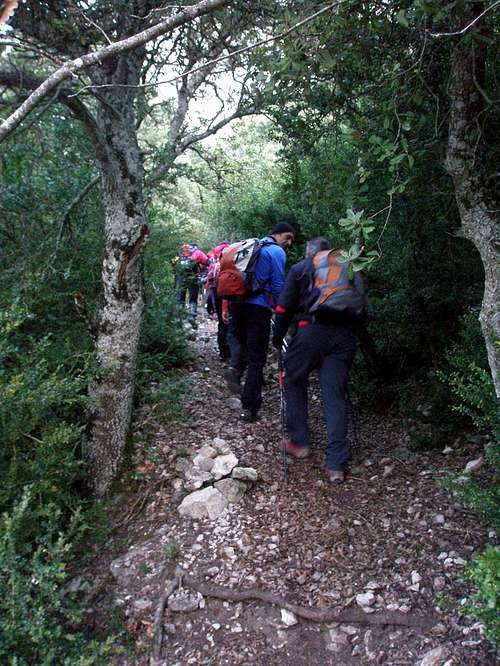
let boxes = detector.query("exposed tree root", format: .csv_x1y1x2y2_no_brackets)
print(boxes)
151,571,181,664
183,575,436,630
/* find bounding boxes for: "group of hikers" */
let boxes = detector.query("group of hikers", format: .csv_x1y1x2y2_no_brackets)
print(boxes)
175,221,366,485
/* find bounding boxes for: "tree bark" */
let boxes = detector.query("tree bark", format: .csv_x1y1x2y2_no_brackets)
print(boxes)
85,51,148,496
446,2,500,397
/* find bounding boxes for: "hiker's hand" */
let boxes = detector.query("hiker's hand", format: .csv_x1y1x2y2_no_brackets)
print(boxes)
222,311,230,325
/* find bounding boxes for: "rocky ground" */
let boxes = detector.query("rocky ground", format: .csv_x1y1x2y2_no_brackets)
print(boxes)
83,315,497,665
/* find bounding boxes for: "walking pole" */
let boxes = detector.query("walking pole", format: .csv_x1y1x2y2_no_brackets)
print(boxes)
278,342,289,483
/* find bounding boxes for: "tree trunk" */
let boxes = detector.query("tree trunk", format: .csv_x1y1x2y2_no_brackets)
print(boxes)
446,3,500,398
85,52,148,496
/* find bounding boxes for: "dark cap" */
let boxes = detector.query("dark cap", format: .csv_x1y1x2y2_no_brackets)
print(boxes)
271,222,295,236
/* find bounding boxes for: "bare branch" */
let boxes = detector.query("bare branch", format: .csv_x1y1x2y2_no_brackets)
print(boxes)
0,0,232,142
56,174,100,248
429,0,500,37
67,1,347,97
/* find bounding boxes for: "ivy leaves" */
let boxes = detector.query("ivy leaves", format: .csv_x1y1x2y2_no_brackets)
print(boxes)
337,208,380,274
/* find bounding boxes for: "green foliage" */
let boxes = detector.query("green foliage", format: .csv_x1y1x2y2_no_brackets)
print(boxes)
461,546,500,647
163,538,179,559
0,302,91,531
443,443,500,533
0,488,113,665
438,314,499,437
0,111,108,658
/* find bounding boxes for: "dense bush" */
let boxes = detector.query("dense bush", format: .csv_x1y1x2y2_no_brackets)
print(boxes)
0,489,112,665
461,546,500,647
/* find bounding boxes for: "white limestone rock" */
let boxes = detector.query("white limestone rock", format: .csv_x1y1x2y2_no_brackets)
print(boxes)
280,609,298,626
231,466,258,483
418,646,450,666
212,437,232,454
463,457,483,475
197,445,218,459
178,487,229,520
214,478,247,503
184,467,213,490
192,454,215,472
211,453,238,480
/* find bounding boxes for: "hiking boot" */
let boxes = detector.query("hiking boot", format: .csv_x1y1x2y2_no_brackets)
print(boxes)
224,367,241,394
284,440,310,459
325,468,345,484
240,409,258,423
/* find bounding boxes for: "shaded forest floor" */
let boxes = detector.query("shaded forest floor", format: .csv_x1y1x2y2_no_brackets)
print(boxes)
83,315,497,665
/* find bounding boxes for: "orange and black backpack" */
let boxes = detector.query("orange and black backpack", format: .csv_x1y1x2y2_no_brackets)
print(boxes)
308,249,366,318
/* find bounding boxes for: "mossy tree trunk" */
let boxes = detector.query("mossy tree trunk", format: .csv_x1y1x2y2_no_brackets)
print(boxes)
446,1,500,398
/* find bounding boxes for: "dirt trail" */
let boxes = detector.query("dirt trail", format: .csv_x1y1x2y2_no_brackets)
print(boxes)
95,315,496,665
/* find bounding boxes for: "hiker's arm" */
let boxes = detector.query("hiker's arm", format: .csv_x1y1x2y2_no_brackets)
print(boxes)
268,246,286,306
272,266,300,347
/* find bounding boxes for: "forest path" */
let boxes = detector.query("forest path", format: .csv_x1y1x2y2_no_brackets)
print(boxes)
103,314,495,665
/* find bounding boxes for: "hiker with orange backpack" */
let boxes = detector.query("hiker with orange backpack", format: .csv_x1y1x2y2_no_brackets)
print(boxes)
271,237,366,484
218,222,296,422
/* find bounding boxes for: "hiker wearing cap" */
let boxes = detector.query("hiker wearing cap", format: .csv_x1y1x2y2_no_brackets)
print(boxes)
205,241,231,360
226,222,295,423
175,243,209,325
272,237,365,484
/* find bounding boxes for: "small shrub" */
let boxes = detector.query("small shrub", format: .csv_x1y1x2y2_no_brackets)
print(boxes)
163,538,179,559
438,313,499,438
461,546,500,647
0,488,113,665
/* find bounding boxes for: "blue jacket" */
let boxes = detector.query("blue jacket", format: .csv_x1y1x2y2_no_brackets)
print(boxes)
246,236,287,308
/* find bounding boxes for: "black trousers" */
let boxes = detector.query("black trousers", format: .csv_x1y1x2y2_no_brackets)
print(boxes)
284,323,356,470
230,303,272,414
176,275,199,315
209,287,230,359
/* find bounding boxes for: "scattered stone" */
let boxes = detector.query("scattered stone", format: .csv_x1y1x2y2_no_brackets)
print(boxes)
433,514,446,525
280,609,298,626
171,478,184,492
382,464,395,478
411,571,422,584
463,457,483,475
356,592,376,609
231,466,258,483
227,397,242,410
168,590,203,613
178,487,228,520
418,646,450,666
133,598,152,611
326,627,349,652
211,453,239,480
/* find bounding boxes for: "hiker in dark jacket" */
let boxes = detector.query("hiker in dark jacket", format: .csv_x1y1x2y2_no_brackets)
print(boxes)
272,237,363,484
205,241,230,360
225,222,295,422
175,243,209,326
